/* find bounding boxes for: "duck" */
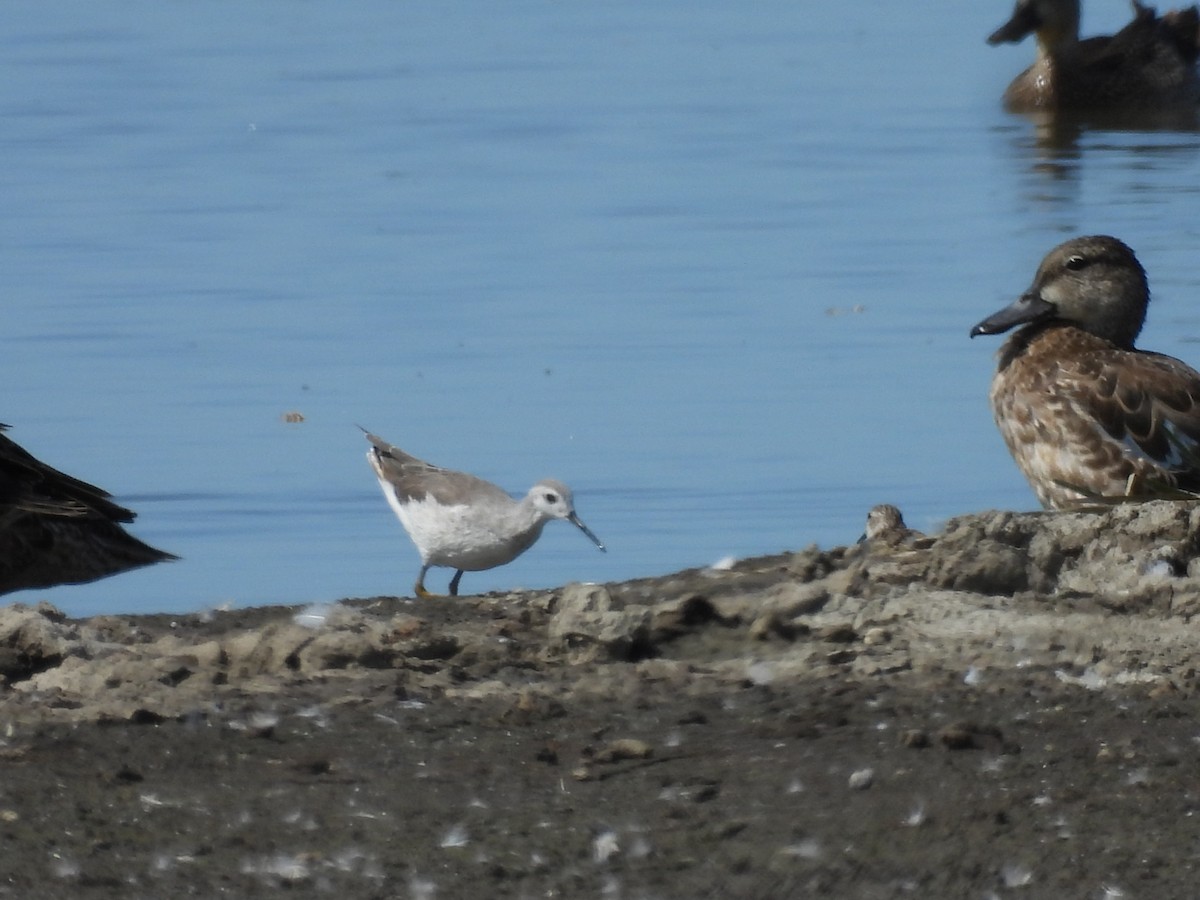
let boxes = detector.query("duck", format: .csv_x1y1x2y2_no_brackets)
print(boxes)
987,0,1200,111
0,424,177,594
970,235,1200,510
363,429,605,597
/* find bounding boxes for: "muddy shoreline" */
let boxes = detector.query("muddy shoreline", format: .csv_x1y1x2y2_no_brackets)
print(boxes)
2,502,1199,898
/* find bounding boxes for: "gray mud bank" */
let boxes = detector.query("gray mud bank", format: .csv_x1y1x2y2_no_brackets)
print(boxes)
2,501,1199,898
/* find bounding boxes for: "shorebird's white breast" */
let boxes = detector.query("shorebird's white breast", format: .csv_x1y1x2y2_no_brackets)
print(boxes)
375,479,542,571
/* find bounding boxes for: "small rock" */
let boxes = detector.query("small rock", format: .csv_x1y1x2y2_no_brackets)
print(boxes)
592,738,653,764
848,768,874,790
748,611,800,641
938,722,1011,752
862,627,890,646
548,584,653,662
819,624,857,643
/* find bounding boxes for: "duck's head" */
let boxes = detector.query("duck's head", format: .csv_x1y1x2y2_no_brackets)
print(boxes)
971,235,1150,348
988,0,1081,49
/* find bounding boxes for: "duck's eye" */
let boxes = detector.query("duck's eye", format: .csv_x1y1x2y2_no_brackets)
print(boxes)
1065,255,1087,271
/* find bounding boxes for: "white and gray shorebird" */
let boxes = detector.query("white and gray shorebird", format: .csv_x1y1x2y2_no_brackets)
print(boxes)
362,429,605,597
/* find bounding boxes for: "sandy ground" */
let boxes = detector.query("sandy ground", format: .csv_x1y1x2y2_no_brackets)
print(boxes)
2,501,1200,899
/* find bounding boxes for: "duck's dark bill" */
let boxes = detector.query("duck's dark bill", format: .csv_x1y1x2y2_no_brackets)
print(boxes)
988,4,1041,46
970,292,1055,337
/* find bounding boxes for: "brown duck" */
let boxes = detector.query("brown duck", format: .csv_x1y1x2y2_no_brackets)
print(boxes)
988,0,1200,111
971,236,1200,509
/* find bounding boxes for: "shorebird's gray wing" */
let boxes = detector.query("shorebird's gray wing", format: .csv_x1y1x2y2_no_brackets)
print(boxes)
363,431,512,506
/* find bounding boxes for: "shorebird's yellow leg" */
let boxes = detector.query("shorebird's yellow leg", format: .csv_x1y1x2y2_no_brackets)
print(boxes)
414,565,435,598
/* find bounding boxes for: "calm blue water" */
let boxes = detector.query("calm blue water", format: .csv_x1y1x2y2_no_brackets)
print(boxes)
4,1,1200,617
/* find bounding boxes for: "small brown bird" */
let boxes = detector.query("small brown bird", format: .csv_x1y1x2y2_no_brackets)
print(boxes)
971,235,1200,509
859,504,927,548
0,424,177,594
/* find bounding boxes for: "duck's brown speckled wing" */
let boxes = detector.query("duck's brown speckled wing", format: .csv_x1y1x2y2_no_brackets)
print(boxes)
1085,348,1200,491
992,328,1200,507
